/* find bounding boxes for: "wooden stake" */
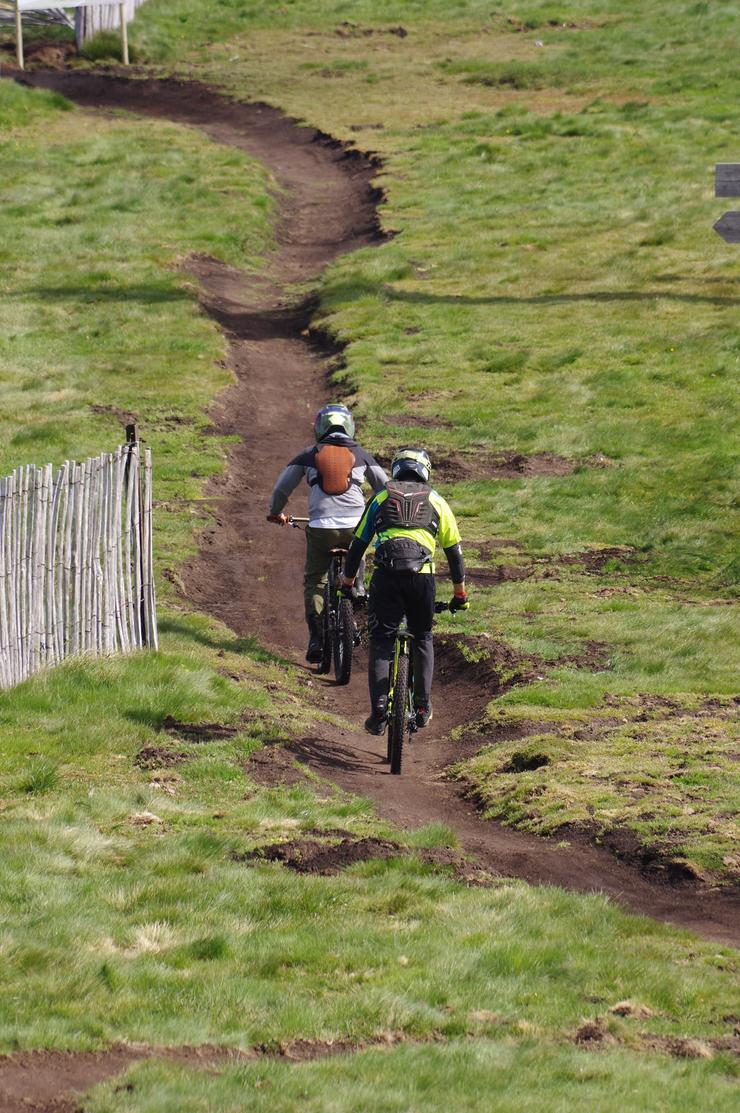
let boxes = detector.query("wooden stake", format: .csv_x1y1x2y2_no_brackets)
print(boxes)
15,1,24,72
119,3,129,66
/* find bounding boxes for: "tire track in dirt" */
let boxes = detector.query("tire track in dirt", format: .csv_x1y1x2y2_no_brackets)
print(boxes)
25,73,739,949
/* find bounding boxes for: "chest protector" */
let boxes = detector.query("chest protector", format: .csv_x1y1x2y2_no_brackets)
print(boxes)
377,482,439,534
375,483,439,573
312,444,356,496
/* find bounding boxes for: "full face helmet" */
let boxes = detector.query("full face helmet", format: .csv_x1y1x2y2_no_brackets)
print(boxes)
314,403,355,441
391,446,432,483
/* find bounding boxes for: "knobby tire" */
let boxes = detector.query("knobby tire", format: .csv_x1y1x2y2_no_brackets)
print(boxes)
389,652,409,775
334,597,353,685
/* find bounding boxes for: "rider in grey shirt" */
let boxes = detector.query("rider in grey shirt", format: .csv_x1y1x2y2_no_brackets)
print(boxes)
267,404,387,662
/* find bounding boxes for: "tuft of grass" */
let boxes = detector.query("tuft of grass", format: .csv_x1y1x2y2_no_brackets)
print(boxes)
19,759,58,795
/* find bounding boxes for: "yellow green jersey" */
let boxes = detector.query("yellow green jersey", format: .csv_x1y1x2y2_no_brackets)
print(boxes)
348,485,462,576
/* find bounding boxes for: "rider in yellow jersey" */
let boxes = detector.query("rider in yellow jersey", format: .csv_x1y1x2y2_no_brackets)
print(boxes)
340,447,469,735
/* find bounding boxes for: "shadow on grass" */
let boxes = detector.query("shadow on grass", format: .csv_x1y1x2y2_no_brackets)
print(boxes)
158,615,284,665
15,283,189,305
326,277,740,308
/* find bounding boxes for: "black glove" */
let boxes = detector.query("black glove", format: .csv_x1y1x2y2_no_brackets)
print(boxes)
449,592,469,613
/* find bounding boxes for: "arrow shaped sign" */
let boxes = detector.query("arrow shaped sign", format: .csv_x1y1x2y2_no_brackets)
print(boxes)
714,211,740,243
715,163,740,197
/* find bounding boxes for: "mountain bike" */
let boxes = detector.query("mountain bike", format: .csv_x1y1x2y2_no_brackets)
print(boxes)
289,517,357,685
386,600,449,775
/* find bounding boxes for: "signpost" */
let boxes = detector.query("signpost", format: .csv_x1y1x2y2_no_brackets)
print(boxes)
13,0,129,69
714,163,740,243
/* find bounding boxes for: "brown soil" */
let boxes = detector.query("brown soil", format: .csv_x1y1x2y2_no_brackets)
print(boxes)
235,834,495,885
463,564,533,586
134,745,189,770
24,73,740,951
161,716,240,741
435,450,575,483
0,1035,419,1112
244,744,308,788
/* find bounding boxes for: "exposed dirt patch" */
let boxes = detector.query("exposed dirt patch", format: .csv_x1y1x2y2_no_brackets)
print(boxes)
392,414,454,430
335,22,408,38
555,639,610,671
0,1044,251,1113
89,402,138,427
244,745,308,788
471,540,525,558
0,1035,433,1112
435,450,574,483
435,634,539,697
234,835,495,885
645,1034,740,1059
581,824,716,887
557,546,637,573
161,716,240,742
570,1023,739,1060
235,835,402,872
464,564,534,586
134,746,190,771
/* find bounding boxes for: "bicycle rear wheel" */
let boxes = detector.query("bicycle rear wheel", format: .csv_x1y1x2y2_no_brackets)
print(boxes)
333,597,354,685
388,651,410,775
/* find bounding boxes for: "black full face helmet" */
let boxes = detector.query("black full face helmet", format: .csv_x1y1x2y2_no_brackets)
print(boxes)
391,446,432,483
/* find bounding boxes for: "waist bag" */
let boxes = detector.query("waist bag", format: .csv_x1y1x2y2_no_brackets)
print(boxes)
375,538,432,573
311,444,356,495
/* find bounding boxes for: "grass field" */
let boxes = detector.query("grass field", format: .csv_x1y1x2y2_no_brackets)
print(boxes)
0,3,738,1109
121,0,740,876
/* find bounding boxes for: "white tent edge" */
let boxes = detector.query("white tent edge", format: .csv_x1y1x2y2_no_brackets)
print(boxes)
11,1,129,68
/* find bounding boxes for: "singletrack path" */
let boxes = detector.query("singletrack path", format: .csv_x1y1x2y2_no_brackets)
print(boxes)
28,73,739,947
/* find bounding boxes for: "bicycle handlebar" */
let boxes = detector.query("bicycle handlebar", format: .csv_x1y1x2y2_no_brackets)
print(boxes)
288,516,309,528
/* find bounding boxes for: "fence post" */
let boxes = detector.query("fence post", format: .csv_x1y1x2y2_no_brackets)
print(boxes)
14,1,24,71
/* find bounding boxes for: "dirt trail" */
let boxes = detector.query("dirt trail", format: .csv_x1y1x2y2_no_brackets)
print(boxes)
25,74,739,951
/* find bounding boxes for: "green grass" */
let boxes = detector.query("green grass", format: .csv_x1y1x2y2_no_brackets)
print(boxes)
0,79,273,575
0,7,738,1108
109,0,740,877
84,1040,739,1113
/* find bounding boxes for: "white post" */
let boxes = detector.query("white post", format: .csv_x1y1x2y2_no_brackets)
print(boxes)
119,2,129,65
15,1,24,72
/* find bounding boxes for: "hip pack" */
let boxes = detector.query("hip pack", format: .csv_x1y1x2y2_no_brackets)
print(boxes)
375,538,432,574
311,444,356,495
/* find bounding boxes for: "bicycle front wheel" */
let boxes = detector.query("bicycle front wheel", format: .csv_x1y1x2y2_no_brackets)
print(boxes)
333,597,354,685
388,651,410,775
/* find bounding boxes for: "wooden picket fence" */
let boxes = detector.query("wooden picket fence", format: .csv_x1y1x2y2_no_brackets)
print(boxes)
0,438,157,690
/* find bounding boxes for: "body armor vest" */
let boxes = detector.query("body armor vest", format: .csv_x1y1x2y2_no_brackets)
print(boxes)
311,443,356,495
376,482,439,535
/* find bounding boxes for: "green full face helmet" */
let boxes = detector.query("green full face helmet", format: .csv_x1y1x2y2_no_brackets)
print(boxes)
391,446,432,483
314,403,355,441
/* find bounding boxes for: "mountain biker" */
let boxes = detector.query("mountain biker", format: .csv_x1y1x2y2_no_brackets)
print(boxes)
267,403,387,664
340,446,468,735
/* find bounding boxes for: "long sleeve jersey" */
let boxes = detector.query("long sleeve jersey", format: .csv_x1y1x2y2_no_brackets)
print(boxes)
268,433,388,529
344,484,466,583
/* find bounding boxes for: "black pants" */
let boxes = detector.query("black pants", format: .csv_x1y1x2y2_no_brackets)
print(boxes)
367,567,435,712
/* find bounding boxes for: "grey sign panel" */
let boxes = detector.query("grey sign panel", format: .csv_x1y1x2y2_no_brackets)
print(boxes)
714,212,740,243
715,164,740,198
